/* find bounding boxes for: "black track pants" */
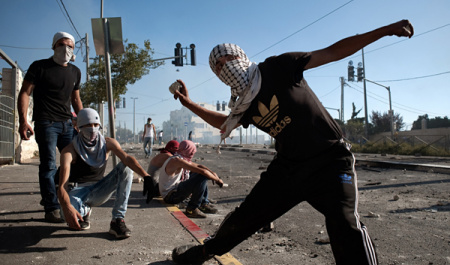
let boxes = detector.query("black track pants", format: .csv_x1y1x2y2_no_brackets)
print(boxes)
204,143,378,265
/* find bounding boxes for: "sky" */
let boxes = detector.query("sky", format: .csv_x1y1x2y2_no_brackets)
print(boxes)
1,0,449,134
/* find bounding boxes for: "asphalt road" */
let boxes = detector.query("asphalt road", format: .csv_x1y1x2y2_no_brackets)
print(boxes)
1,143,448,265
133,144,449,265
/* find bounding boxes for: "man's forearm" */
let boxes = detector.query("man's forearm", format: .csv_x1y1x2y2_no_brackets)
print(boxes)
124,156,148,177
182,99,228,129
18,91,30,124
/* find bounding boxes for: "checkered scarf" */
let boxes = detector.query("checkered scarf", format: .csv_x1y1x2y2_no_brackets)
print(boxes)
209,44,261,140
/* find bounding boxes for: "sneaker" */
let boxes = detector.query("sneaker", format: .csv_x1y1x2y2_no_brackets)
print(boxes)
44,209,64,223
172,244,214,264
185,208,207,219
109,218,131,239
79,209,92,230
199,204,218,214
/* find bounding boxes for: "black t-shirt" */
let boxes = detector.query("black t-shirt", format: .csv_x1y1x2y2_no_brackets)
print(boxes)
24,58,81,122
69,153,107,183
240,52,343,161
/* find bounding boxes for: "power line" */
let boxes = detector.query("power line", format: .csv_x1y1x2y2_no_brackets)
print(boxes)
0,45,49,50
186,2,355,93
374,71,450,82
56,0,82,40
309,23,450,73
346,82,446,117
319,84,340,99
249,0,354,59
365,23,450,56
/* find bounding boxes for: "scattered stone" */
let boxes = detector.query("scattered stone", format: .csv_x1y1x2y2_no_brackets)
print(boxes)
316,236,330,244
393,195,400,201
368,211,380,218
132,177,142,184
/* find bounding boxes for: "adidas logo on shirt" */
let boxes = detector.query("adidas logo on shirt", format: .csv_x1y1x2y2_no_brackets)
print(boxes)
252,95,291,137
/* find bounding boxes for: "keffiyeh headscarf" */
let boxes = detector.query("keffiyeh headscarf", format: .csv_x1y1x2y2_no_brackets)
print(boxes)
177,140,196,162
209,43,261,141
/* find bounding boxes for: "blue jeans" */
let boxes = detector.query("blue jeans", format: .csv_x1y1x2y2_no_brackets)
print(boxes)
34,119,73,213
143,137,153,156
164,172,209,209
68,162,133,219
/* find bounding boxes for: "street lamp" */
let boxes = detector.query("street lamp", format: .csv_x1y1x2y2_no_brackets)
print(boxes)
364,79,394,139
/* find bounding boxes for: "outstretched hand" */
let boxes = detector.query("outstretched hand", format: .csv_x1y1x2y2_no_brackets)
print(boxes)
390,19,414,38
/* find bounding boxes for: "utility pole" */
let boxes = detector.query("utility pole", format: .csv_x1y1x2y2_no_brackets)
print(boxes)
340,76,345,122
131,97,138,143
361,48,369,137
85,33,89,82
347,49,368,137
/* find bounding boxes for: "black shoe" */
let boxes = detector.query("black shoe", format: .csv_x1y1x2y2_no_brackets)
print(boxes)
109,218,131,239
79,209,92,230
44,209,64,223
172,244,213,264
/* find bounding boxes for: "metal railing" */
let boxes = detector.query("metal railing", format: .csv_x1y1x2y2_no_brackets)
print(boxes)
0,95,15,164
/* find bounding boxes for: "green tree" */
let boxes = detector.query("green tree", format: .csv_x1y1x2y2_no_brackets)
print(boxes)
370,110,404,134
80,40,164,106
342,103,365,141
412,114,450,130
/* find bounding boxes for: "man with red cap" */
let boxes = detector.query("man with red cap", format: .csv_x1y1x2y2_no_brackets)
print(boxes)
158,140,223,218
143,140,180,203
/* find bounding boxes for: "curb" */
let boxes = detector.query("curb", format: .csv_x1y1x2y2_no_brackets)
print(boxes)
160,198,243,265
217,146,450,174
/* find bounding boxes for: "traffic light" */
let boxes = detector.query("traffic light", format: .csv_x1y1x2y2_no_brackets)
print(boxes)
172,43,183,66
190,44,196,66
348,65,355,82
123,97,126,108
357,66,364,82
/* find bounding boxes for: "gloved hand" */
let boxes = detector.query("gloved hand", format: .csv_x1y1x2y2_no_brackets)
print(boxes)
143,176,156,203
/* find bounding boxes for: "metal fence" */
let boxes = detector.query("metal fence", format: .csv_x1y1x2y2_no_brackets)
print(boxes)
0,95,15,164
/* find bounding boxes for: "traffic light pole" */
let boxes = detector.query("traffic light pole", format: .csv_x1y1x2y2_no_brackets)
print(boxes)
364,78,394,139
151,44,196,66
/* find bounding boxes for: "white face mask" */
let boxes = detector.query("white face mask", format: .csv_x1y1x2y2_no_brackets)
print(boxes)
80,126,99,144
53,45,74,66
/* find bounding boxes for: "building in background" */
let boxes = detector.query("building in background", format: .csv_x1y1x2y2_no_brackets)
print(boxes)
162,101,268,145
